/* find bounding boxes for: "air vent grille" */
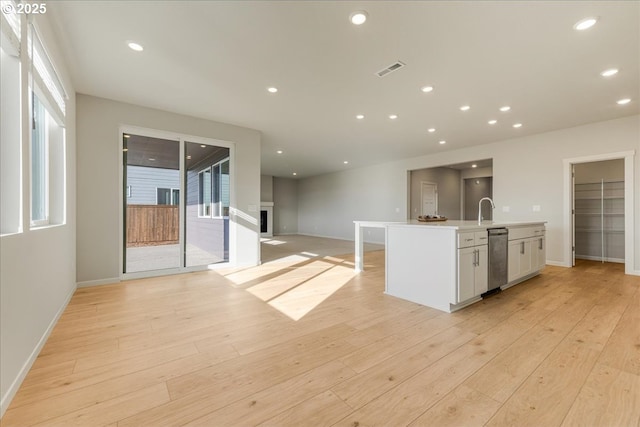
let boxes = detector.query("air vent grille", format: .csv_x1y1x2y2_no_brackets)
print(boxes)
376,61,406,77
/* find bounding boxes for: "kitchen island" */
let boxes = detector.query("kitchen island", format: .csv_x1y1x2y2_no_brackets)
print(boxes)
376,220,546,312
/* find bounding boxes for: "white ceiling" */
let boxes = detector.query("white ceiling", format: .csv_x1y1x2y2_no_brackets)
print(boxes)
49,1,639,178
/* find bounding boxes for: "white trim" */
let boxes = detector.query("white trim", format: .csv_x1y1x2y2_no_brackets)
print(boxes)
544,260,571,267
76,277,120,288
0,285,75,417
575,255,625,264
563,150,635,275
420,181,438,216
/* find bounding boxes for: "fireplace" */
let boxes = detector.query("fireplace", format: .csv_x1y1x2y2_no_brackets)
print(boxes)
260,202,273,237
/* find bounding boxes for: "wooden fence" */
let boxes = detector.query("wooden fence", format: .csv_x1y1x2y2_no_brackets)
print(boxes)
126,205,179,246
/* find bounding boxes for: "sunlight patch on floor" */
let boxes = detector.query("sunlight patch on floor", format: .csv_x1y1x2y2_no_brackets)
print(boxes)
246,260,334,301
267,264,356,321
223,254,314,286
261,238,288,246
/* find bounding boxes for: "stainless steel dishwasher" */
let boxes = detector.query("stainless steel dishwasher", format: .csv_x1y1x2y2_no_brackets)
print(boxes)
485,228,508,296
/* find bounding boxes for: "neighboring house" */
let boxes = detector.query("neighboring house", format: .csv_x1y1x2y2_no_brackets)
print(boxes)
126,165,180,205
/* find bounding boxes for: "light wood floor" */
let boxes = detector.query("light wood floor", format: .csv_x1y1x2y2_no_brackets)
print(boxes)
3,246,639,426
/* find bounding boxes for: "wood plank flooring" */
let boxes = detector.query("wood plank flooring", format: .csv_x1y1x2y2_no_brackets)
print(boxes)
2,249,639,426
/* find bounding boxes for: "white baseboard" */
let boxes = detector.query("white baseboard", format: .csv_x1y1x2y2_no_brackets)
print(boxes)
296,232,384,246
0,286,75,417
575,255,625,264
545,260,571,267
76,277,120,288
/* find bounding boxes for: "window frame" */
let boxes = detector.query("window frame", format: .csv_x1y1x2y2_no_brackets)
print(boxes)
156,187,179,205
30,91,50,226
198,167,212,218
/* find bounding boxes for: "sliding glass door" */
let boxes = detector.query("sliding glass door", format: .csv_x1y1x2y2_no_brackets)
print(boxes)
122,131,231,276
184,142,230,267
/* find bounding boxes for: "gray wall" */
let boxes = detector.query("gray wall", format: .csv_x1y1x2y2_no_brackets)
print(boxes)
76,94,261,284
409,167,462,220
296,115,640,273
1,14,77,415
574,159,625,184
273,177,299,234
464,177,493,220
260,175,273,202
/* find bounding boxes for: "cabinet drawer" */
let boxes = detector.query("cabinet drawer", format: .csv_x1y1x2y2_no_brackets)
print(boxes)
508,226,544,241
458,232,476,248
474,231,488,245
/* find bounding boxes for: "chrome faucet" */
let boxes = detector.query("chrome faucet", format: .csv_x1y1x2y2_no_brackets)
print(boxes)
478,197,495,224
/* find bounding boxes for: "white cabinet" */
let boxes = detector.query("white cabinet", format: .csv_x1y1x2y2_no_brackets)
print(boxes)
507,226,546,284
457,244,488,303
508,239,532,282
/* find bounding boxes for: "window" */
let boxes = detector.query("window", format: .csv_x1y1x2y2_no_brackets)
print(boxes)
214,158,230,217
197,157,230,218
157,187,179,205
28,25,67,227
31,93,48,224
198,168,212,217
0,15,22,234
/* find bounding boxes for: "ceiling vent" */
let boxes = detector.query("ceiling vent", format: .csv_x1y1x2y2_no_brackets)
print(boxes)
376,61,406,77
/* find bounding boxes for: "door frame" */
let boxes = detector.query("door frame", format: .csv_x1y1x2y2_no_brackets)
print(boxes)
562,150,635,275
420,181,438,216
119,125,235,280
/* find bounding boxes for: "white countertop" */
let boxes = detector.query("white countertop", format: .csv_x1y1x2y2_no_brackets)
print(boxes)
356,220,545,231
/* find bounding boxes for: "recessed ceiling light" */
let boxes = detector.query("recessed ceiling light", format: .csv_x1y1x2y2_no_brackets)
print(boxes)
439,140,446,145
488,120,497,125
389,114,398,120
428,128,436,133
267,87,278,93
574,17,598,31
513,123,523,128
187,155,192,159
122,148,128,152
421,86,434,93
200,144,206,148
344,161,349,164
148,158,156,161
350,11,368,25
276,150,283,154
356,114,364,120
123,134,130,138
499,106,511,112
601,68,619,77
127,42,144,52
472,164,477,168
460,105,470,111
617,98,631,105
292,172,297,176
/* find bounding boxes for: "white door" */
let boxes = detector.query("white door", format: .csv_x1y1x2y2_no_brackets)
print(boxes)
421,182,438,216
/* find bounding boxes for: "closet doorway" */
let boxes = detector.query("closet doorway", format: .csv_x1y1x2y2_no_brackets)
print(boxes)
573,159,625,264
564,151,635,274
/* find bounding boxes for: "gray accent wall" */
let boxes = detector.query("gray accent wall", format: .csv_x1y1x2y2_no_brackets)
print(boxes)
273,177,298,234
409,167,462,220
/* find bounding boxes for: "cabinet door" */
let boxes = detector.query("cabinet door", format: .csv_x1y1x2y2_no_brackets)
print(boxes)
534,236,545,270
520,239,532,277
457,247,476,303
475,245,488,295
508,240,521,282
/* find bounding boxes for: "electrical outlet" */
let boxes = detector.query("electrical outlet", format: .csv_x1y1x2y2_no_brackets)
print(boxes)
502,206,510,213
533,205,541,212
395,207,400,213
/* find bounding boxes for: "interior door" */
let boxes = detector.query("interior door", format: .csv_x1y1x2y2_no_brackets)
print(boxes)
421,182,437,215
